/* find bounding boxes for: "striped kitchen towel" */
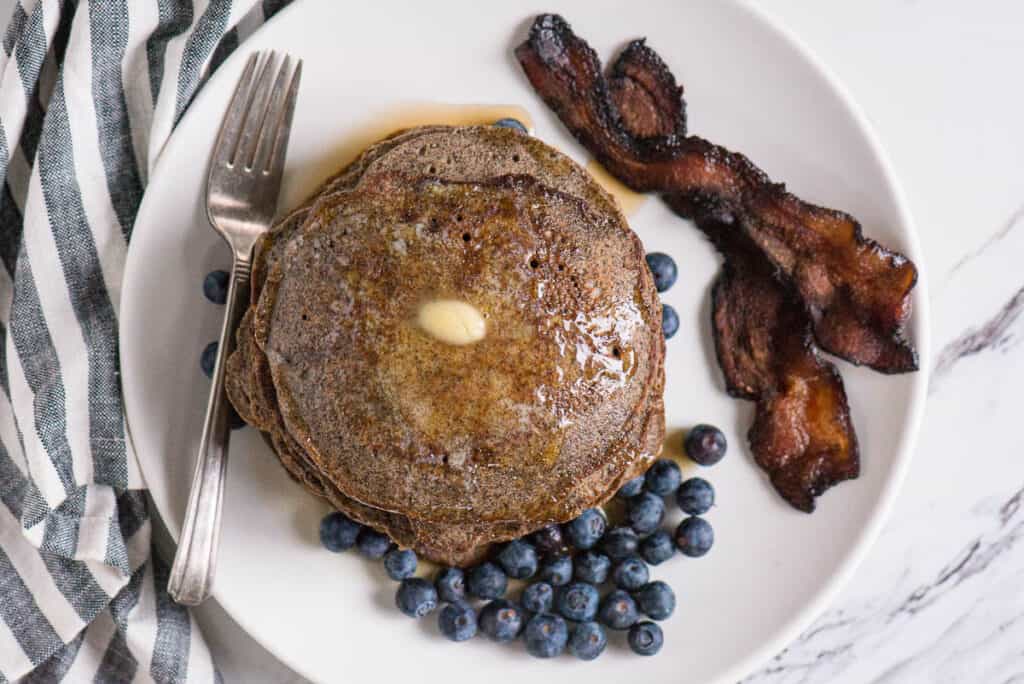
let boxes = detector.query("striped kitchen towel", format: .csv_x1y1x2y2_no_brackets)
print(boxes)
0,0,291,680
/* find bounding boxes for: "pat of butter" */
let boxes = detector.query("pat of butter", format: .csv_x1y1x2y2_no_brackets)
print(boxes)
417,299,486,346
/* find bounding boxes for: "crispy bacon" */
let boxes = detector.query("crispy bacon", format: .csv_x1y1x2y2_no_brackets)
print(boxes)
516,14,872,510
676,198,859,511
516,14,918,373
607,39,687,140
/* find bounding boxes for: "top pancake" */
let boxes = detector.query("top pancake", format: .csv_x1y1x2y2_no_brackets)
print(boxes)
226,125,665,564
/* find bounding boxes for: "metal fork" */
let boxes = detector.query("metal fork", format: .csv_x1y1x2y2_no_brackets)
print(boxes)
168,52,302,606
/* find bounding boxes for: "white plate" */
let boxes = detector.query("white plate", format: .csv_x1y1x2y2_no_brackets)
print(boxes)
120,1,929,682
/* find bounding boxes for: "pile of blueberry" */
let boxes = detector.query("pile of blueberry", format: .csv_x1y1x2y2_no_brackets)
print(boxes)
319,423,727,660
645,252,678,339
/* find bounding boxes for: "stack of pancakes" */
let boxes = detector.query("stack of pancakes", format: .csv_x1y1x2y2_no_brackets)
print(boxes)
225,125,665,566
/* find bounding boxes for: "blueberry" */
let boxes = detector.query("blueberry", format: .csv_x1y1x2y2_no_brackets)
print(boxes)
200,341,218,378
685,424,727,466
627,491,665,535
635,581,676,621
598,589,639,630
675,516,714,557
569,621,607,660
524,613,569,658
645,458,683,496
564,508,606,550
493,117,528,134
356,528,391,559
496,540,538,580
479,599,524,642
530,524,566,556
602,526,639,561
384,548,417,580
677,478,715,515
395,578,438,618
555,582,600,622
639,530,675,566
612,556,649,591
574,550,611,585
435,567,466,604
203,269,230,304
318,511,361,552
438,601,477,642
617,476,645,499
645,252,677,292
628,621,664,656
521,582,554,614
467,562,508,599
661,304,679,339
538,555,573,586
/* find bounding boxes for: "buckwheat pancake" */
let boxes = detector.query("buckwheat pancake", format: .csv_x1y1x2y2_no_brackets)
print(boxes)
226,125,665,565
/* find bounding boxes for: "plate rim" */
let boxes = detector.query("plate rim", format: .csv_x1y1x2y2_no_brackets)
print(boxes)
694,2,932,682
119,1,931,682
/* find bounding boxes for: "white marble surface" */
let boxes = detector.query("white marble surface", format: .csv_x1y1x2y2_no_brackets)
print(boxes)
190,2,1024,682
5,0,1019,681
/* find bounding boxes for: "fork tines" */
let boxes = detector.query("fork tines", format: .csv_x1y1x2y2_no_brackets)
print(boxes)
213,51,303,175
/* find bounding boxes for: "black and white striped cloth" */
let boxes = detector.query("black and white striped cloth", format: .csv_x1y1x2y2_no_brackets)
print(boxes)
0,1,291,680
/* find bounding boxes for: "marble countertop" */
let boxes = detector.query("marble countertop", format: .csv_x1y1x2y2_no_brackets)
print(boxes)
196,3,1024,681
6,0,1019,681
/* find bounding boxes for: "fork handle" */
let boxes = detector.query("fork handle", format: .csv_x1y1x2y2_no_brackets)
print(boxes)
168,254,252,605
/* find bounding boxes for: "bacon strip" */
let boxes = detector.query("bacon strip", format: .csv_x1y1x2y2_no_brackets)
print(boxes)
676,197,860,511
516,14,867,510
607,39,687,140
516,13,918,373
